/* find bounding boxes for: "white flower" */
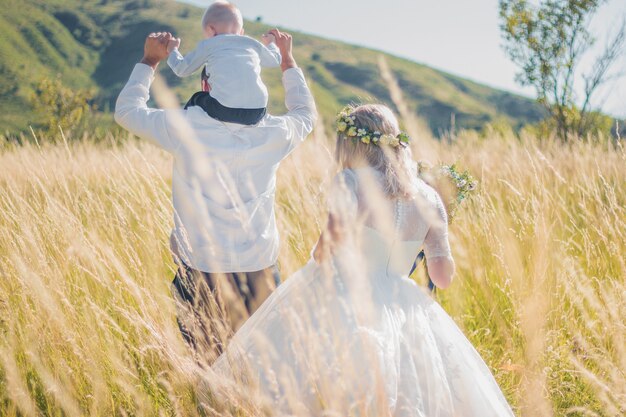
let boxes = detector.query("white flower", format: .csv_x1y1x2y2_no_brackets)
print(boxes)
379,134,393,145
357,128,367,136
337,121,347,132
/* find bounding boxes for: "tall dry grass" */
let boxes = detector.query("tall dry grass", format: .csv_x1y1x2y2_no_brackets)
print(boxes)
0,60,625,416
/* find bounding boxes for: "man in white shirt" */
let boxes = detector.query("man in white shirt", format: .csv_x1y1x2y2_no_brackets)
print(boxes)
114,30,317,360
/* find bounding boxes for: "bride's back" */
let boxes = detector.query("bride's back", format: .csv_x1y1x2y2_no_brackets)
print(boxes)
332,166,450,279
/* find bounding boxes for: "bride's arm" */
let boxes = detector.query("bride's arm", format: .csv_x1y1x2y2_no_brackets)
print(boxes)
423,192,455,289
313,171,358,263
425,257,455,289
313,214,342,263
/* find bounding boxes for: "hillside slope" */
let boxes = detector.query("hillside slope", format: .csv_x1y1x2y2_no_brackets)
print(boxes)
0,0,544,134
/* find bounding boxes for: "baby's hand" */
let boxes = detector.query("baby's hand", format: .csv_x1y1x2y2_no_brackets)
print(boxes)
261,32,276,46
167,37,181,53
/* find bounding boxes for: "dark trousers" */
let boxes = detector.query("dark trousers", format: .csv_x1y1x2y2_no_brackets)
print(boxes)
171,262,280,364
184,92,267,125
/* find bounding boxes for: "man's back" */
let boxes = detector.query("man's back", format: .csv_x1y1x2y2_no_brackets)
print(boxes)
115,63,316,272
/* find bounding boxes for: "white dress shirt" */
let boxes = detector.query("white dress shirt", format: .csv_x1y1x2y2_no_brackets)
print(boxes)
114,63,316,272
167,35,281,109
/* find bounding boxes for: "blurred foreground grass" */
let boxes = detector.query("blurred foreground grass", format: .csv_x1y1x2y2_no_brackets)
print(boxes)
0,103,625,416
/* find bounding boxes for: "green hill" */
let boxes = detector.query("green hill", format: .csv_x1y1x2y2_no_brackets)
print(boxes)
0,0,544,135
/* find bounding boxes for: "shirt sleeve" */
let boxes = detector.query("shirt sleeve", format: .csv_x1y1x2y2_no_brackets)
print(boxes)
167,44,207,77
114,63,179,153
258,43,282,67
279,67,318,156
423,191,452,260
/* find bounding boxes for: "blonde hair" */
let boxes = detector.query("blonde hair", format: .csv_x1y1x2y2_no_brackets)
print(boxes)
201,1,243,33
335,104,417,198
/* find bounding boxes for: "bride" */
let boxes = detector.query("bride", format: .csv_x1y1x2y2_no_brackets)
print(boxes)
211,104,515,416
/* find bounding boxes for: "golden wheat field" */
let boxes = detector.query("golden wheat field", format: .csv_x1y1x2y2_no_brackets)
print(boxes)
1,60,625,415
1,126,624,416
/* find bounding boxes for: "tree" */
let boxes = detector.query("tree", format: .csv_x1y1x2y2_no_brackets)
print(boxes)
29,76,96,138
499,0,625,140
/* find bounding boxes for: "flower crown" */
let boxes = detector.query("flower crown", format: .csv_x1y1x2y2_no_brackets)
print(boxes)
335,107,411,148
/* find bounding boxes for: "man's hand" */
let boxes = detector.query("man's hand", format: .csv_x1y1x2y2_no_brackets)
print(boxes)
260,32,276,46
268,29,297,72
167,37,181,53
140,32,174,70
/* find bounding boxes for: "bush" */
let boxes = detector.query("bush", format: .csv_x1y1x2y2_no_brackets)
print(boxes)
29,76,96,139
525,107,615,141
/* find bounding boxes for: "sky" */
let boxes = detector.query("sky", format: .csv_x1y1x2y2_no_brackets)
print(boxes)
179,0,626,117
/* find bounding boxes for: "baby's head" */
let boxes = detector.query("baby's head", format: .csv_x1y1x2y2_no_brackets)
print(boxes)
202,1,243,37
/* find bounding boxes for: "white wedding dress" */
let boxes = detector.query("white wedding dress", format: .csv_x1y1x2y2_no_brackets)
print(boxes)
213,168,515,416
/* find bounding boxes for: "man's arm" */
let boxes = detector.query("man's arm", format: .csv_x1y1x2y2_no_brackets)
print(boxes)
258,35,282,68
281,68,317,151
270,29,318,155
114,32,179,152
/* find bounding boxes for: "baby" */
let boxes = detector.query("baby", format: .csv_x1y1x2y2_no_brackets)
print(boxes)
167,1,281,125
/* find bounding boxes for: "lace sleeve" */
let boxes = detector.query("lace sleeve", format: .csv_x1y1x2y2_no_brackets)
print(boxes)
328,170,359,221
423,191,452,260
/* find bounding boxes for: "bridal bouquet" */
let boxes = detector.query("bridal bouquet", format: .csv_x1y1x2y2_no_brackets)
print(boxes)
416,161,478,222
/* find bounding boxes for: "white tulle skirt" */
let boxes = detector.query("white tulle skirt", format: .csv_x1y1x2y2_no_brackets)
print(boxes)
213,260,515,416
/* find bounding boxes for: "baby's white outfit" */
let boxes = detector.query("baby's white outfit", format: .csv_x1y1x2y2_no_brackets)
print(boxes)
168,34,281,109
